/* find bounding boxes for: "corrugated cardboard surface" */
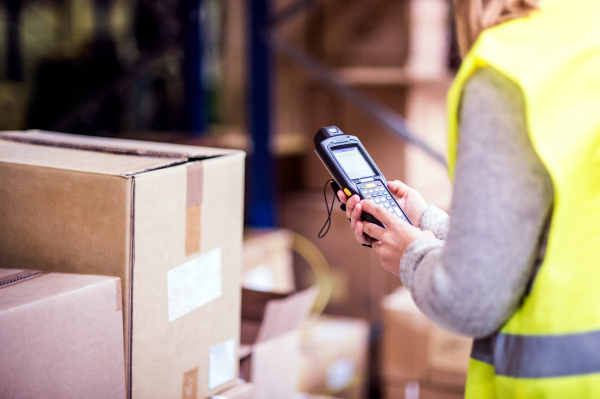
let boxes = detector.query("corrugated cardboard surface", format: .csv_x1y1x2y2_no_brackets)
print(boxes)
380,288,471,387
0,131,245,399
0,269,125,398
299,315,370,399
0,158,134,371
0,130,233,158
132,155,245,398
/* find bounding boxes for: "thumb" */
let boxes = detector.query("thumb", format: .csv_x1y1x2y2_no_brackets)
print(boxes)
388,180,409,198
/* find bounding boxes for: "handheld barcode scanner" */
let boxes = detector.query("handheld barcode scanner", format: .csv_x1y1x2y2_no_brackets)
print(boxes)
314,126,411,235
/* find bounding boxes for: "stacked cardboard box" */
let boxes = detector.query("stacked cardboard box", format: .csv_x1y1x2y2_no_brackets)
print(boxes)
242,229,295,294
211,380,255,399
299,315,370,399
383,378,465,399
380,288,472,398
403,80,453,212
0,269,126,398
240,287,316,399
0,130,246,398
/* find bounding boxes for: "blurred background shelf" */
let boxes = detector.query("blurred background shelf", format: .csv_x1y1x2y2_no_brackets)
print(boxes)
335,66,454,87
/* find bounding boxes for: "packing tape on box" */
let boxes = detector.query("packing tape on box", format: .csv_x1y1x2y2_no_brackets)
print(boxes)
182,367,199,399
186,162,203,256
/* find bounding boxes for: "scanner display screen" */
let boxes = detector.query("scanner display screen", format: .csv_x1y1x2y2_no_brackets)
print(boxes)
333,147,376,179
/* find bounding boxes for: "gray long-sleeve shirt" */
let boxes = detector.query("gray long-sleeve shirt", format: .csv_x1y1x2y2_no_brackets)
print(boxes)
399,67,554,338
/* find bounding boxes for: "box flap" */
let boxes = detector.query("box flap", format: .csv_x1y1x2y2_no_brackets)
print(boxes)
239,345,253,360
0,130,241,176
255,288,317,344
241,289,291,322
0,269,118,313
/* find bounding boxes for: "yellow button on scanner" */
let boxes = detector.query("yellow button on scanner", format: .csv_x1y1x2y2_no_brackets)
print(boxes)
365,183,376,188
344,188,352,197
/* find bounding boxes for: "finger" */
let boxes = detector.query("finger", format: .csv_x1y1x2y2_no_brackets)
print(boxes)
354,221,373,246
346,195,361,220
350,201,362,230
388,180,409,197
361,200,394,226
362,219,385,241
337,190,348,204
345,195,355,219
372,239,383,252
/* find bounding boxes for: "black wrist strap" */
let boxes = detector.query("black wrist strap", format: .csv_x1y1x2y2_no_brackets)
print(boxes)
318,179,337,238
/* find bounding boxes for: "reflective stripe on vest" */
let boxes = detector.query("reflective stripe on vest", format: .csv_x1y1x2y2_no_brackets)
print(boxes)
472,331,600,378
447,0,600,396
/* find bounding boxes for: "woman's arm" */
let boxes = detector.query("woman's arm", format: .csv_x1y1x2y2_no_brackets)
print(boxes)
400,67,554,338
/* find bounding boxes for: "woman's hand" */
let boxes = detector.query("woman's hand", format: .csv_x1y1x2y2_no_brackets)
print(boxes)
337,180,428,244
387,180,428,227
337,191,373,246
359,200,435,276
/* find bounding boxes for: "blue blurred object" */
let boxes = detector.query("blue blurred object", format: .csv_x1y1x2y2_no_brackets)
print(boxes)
181,0,209,135
248,0,277,228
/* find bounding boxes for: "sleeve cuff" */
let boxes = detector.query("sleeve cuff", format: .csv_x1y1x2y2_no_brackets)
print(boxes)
399,238,444,293
419,205,450,241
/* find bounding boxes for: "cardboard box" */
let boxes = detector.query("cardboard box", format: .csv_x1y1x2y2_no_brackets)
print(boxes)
405,0,450,79
381,288,472,387
0,268,125,398
0,130,245,398
211,379,254,399
240,288,317,399
383,378,465,399
242,228,295,294
404,81,453,212
299,315,370,399
317,0,410,68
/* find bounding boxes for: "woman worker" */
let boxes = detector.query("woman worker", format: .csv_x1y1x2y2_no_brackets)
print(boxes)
339,0,600,397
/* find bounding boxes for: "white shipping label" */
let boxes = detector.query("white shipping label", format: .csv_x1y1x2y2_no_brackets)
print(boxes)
326,358,355,391
168,247,222,321
242,264,275,292
208,338,236,390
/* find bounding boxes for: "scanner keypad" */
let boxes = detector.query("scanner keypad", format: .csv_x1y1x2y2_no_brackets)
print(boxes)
357,182,409,223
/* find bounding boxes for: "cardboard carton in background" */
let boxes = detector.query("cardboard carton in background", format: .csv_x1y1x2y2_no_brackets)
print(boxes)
211,380,254,399
380,288,471,388
0,269,125,398
299,315,370,399
240,287,316,399
242,228,295,294
383,378,465,399
0,131,245,399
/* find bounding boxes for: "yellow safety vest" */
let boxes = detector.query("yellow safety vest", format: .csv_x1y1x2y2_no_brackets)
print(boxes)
447,0,600,397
